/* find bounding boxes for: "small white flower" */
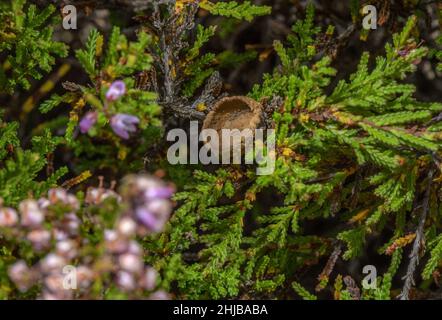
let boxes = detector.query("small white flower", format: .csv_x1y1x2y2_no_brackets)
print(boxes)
116,217,137,238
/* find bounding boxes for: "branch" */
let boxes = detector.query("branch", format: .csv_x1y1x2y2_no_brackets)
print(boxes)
30,0,154,11
398,167,435,300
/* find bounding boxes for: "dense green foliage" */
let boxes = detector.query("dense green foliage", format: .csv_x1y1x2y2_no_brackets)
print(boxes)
0,0,67,93
0,0,442,300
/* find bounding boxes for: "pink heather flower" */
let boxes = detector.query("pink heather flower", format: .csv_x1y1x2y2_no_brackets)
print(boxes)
56,240,78,260
76,266,94,289
104,229,118,243
0,208,18,227
48,188,79,209
116,217,137,238
119,175,174,235
106,80,126,101
8,260,35,292
79,111,97,134
135,207,161,232
118,253,144,274
104,229,128,253
19,200,44,228
43,273,65,293
396,49,421,65
136,199,171,233
85,187,121,205
397,49,409,57
127,240,142,256
27,229,51,251
40,290,72,300
149,290,170,300
53,228,69,241
141,267,158,291
40,254,67,274
63,213,80,235
147,199,172,216
116,271,136,291
37,197,51,210
110,113,140,139
135,204,170,233
144,186,174,200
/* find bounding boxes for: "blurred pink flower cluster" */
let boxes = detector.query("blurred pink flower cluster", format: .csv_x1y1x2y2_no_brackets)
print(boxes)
0,174,175,299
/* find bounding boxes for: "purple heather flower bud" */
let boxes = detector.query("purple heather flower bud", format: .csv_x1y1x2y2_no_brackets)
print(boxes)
0,208,18,227
27,229,51,251
116,217,137,238
48,188,68,204
56,240,78,260
37,197,51,210
141,267,158,291
85,188,121,205
149,290,170,300
144,186,174,200
135,207,164,233
397,49,409,57
118,253,144,275
8,260,35,292
104,229,128,253
110,113,140,140
134,176,158,190
106,80,126,101
79,111,98,134
116,271,136,291
40,254,67,274
48,189,80,210
40,288,73,300
136,199,172,233
19,200,44,228
127,240,142,256
42,271,74,300
40,291,59,300
43,272,65,293
77,266,94,289
396,49,421,65
53,228,69,241
147,198,173,216
120,175,175,203
104,229,118,243
67,195,80,210
63,213,80,235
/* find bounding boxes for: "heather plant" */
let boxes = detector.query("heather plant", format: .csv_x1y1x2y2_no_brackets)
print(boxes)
0,116,67,207
41,27,162,174
0,0,442,301
0,174,174,299
0,0,68,93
